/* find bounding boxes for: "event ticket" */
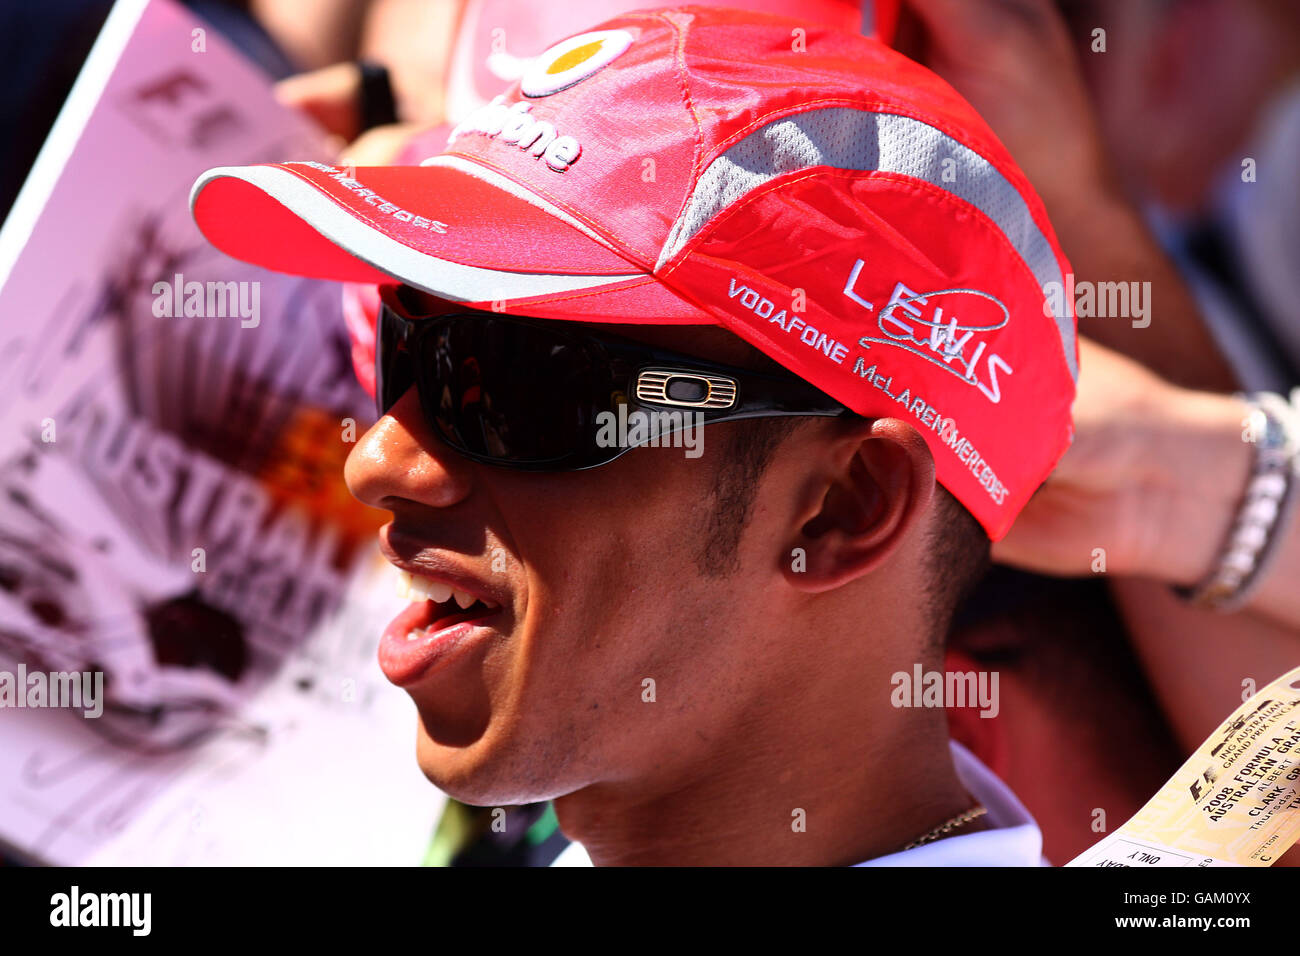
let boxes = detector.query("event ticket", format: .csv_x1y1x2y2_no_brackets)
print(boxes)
1068,666,1300,867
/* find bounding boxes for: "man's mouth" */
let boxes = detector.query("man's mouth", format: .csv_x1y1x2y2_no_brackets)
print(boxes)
379,569,505,686
394,570,500,638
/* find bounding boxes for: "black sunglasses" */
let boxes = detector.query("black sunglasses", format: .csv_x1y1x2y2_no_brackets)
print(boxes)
375,284,847,470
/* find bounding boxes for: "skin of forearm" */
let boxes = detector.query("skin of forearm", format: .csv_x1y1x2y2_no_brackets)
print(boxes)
361,0,464,126
1141,388,1252,586
1111,576,1300,753
253,0,370,70
1052,193,1239,393
1251,510,1300,627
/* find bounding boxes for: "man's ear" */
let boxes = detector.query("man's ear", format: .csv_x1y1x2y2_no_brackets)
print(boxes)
783,417,935,593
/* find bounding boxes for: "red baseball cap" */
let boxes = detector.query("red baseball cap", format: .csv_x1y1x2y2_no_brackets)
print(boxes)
191,5,1076,541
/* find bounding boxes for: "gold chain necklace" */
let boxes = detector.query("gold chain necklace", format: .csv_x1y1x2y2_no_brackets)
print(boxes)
901,804,988,851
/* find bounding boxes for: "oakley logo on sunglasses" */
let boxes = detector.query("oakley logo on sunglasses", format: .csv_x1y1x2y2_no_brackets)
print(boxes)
635,369,737,409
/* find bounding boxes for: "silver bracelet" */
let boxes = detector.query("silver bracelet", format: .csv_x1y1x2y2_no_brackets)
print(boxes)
1175,389,1300,612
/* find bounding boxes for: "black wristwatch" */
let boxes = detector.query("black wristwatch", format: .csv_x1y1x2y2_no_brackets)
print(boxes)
357,60,398,130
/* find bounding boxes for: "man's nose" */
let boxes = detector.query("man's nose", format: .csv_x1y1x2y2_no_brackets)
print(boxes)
345,387,474,511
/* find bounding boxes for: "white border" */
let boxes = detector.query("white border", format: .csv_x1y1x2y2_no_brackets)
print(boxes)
0,0,152,290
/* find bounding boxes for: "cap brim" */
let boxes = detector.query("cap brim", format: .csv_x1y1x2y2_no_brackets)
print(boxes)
190,158,716,324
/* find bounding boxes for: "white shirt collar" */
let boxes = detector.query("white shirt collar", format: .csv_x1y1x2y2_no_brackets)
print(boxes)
551,739,1045,867
855,739,1045,866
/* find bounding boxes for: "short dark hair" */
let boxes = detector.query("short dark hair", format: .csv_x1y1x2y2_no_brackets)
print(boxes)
697,416,802,577
703,413,990,641
695,340,811,578
921,485,991,645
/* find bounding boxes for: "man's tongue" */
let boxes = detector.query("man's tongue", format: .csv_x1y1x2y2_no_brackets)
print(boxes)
407,596,489,636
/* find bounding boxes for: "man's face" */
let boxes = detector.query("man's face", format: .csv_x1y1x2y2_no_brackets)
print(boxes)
344,322,806,806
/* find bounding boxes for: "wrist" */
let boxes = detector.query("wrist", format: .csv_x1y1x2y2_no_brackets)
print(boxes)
1142,390,1254,587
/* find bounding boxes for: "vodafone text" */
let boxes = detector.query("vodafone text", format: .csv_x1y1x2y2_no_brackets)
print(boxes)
444,98,583,172
728,279,850,363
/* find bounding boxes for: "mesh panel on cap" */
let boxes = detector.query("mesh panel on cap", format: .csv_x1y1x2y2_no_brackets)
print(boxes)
658,107,1075,379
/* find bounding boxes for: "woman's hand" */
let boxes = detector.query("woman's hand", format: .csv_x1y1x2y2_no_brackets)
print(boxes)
994,338,1253,584
274,62,436,165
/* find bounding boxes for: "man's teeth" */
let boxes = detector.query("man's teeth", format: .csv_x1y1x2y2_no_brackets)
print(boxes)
394,570,493,610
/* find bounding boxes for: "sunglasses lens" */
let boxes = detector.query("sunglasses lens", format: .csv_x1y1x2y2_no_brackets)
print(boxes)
416,316,610,466
376,306,415,416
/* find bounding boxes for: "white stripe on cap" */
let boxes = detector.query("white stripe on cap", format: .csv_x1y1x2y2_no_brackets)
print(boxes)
657,108,1077,380
191,164,643,302
419,154,624,253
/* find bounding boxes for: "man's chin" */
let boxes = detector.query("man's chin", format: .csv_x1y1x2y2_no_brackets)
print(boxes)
414,720,571,808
